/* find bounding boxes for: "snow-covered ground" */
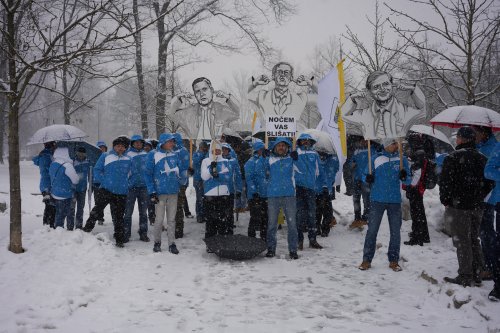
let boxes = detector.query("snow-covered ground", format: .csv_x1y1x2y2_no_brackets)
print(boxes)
0,162,499,333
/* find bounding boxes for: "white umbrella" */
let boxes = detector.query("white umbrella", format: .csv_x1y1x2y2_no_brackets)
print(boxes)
430,105,500,130
27,124,88,145
301,129,336,154
409,124,453,147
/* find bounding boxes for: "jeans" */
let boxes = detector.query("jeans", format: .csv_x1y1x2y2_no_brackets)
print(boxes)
54,198,72,229
296,186,317,242
68,191,86,229
267,196,298,252
362,201,402,263
481,203,499,272
194,180,204,223
124,186,149,239
353,180,371,221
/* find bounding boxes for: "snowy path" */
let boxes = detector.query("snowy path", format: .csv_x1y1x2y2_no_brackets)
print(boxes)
0,163,499,332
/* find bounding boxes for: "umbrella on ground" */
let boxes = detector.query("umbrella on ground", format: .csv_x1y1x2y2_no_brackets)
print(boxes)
27,124,88,145
430,105,500,130
408,124,453,147
301,129,336,154
204,234,267,260
56,141,102,166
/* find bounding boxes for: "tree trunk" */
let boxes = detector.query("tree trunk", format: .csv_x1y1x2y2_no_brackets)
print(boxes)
133,0,148,138
6,0,23,253
0,98,6,164
155,10,167,136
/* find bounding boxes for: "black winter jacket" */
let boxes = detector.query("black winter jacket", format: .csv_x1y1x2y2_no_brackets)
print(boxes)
439,141,494,210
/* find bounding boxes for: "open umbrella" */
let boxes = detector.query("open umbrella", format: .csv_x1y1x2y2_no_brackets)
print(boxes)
222,128,244,147
301,129,336,154
408,124,453,147
27,124,88,145
56,141,102,166
204,234,267,260
430,105,500,130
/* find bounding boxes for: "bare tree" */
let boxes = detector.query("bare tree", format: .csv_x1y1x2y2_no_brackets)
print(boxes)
385,0,500,107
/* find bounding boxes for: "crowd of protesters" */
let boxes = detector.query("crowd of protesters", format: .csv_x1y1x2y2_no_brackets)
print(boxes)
33,124,500,302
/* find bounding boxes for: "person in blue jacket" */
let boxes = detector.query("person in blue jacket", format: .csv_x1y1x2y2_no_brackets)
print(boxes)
33,141,57,227
349,139,375,230
265,137,299,260
475,126,498,281
245,140,268,240
94,140,108,225
49,147,80,229
191,141,209,223
83,136,131,248
222,143,243,234
144,133,182,254
359,138,411,272
484,142,500,301
144,139,156,226
173,133,190,239
124,135,150,243
67,147,90,230
315,151,339,237
201,141,233,244
291,133,323,250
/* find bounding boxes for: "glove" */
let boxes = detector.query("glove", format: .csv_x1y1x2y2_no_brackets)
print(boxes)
252,193,260,200
405,187,417,199
399,169,408,181
262,149,270,158
187,167,194,176
42,191,51,203
335,185,341,193
290,151,298,161
366,174,375,184
210,161,218,178
150,193,159,204
322,187,329,197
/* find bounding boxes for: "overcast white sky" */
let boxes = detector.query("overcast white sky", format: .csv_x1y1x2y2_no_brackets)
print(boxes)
142,0,425,90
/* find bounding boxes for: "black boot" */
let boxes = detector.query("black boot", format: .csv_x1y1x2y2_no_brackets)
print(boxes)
404,238,423,246
444,276,472,287
153,242,161,253
289,251,299,260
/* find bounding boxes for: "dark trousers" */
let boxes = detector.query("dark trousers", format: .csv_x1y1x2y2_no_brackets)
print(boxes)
148,201,156,224
481,203,499,272
448,206,484,279
92,186,105,221
248,197,268,240
296,186,317,242
408,191,430,243
204,195,231,239
492,203,500,286
84,189,127,243
353,180,371,221
228,194,235,235
316,192,333,236
175,185,187,234
43,201,56,228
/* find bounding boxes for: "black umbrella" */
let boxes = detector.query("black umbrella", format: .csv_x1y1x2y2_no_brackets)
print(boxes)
57,140,102,166
204,234,267,260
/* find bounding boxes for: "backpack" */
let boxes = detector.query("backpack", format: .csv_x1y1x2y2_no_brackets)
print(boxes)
424,159,438,190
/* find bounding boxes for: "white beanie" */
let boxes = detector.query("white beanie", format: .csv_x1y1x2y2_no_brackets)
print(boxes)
381,138,397,148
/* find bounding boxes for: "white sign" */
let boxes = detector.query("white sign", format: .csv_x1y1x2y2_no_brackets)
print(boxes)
266,116,296,138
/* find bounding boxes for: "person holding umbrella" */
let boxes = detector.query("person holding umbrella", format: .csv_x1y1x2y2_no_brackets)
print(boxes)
32,141,57,228
83,136,132,248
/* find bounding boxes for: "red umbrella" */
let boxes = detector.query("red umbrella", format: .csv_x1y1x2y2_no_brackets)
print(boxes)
430,105,500,131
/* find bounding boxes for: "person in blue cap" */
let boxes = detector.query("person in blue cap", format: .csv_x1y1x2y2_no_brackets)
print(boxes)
124,134,150,242
68,147,90,230
245,140,268,240
32,141,57,227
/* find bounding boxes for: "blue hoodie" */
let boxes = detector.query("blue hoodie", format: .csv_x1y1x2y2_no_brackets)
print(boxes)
126,147,148,188
293,133,321,190
265,137,295,198
32,147,53,193
73,157,90,193
144,133,182,195
484,142,500,204
222,143,243,194
93,149,132,195
364,149,411,204
192,149,208,182
173,133,189,186
49,148,80,199
315,154,339,194
352,146,376,182
477,135,497,158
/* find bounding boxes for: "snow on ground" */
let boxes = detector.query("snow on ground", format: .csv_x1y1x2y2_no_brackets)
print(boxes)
0,162,499,333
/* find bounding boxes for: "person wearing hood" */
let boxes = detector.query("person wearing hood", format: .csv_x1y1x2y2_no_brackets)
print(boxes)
484,142,500,301
441,127,494,287
94,141,108,225
123,135,150,243
33,141,57,228
49,147,80,229
359,138,411,272
315,151,339,237
144,133,182,254
291,133,323,250
83,136,132,248
201,141,233,244
222,143,243,234
474,126,498,282
173,133,190,239
192,141,209,223
143,139,156,226
245,140,268,240
67,147,90,230
265,137,299,260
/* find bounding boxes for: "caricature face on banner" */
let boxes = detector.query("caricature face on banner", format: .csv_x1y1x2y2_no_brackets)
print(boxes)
193,80,214,106
340,70,427,140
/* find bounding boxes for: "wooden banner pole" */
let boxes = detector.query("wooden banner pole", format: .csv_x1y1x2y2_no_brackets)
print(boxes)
189,139,193,168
